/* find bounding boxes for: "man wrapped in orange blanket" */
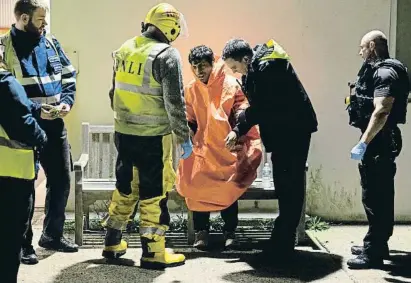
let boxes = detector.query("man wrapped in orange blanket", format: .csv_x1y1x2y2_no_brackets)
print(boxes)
176,45,262,249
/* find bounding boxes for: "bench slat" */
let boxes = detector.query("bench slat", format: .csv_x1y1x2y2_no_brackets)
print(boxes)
101,133,111,178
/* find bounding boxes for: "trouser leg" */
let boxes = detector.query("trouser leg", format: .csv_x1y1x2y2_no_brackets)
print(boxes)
270,134,311,252
22,185,35,249
0,178,33,283
139,134,174,242
103,133,140,231
221,201,238,233
361,158,396,258
40,123,71,238
360,126,401,259
193,211,211,232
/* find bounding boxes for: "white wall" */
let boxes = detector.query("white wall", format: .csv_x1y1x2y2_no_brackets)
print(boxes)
50,0,411,221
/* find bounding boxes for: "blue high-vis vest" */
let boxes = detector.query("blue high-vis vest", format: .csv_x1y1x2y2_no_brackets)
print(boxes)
0,25,76,107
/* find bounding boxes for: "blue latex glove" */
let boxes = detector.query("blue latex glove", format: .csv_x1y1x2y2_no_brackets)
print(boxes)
181,139,193,159
350,142,367,160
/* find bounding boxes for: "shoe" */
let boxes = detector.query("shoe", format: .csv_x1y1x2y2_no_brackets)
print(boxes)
261,239,295,265
347,254,384,269
351,245,390,259
38,234,78,252
140,237,185,269
224,231,238,249
21,246,39,265
102,228,127,259
193,230,209,249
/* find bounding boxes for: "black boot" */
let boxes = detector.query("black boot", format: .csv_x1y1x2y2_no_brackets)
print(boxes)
351,245,390,259
347,254,383,269
21,246,39,265
38,234,78,252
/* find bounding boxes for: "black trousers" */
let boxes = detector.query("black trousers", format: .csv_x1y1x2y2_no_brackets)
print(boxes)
359,126,402,258
0,177,34,283
193,201,239,233
23,119,72,247
269,132,311,252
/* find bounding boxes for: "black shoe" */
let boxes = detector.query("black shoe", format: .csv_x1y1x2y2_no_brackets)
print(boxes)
351,245,390,259
38,235,78,252
261,240,295,266
224,231,239,249
21,246,39,265
347,254,384,269
193,230,209,249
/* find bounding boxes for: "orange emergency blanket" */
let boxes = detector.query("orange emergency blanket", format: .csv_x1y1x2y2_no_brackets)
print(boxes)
176,58,263,212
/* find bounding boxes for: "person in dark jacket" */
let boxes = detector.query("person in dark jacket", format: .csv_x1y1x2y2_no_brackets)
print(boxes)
222,38,318,261
0,0,78,264
0,62,47,282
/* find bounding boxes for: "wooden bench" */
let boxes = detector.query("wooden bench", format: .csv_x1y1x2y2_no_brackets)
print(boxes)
74,122,308,246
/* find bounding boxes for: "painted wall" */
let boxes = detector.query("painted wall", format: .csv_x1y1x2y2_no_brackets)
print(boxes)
50,0,411,221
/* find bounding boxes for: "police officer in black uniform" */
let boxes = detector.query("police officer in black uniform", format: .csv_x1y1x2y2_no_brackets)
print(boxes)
347,30,409,269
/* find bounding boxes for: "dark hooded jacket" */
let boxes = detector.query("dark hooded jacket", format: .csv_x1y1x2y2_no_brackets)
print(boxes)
233,40,318,151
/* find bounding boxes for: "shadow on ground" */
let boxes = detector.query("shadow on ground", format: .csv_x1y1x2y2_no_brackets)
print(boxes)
52,237,341,283
383,250,411,283
185,248,343,283
52,250,342,283
52,258,164,283
36,248,56,261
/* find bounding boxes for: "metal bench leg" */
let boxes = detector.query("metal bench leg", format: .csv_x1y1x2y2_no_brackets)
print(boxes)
187,210,195,245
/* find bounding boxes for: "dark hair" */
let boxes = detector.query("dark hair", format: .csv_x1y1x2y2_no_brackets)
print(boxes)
222,38,253,61
14,0,49,19
188,45,214,65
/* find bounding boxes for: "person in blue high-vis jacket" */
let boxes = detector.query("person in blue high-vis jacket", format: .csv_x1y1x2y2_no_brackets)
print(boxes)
0,0,78,264
0,58,48,282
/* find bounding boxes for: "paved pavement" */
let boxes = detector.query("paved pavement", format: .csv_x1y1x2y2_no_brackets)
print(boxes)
18,214,411,283
311,225,411,283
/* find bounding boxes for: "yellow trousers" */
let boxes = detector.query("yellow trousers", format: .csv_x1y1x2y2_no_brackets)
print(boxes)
102,133,176,241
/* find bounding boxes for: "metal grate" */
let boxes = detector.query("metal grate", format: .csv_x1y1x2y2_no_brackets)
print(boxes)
81,231,274,249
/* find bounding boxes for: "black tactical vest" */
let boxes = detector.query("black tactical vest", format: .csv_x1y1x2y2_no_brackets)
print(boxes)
346,59,409,129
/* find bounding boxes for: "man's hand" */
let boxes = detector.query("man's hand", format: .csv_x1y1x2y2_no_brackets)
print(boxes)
58,103,71,118
350,142,367,160
225,131,238,151
41,104,59,120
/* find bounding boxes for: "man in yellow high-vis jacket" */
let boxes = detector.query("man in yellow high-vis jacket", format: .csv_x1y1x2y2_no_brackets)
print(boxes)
0,59,47,282
102,3,192,269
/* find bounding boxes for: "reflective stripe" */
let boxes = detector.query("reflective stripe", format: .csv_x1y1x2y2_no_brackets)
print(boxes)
62,65,75,75
139,227,166,236
18,73,62,86
115,81,161,96
62,77,76,84
0,137,32,150
114,111,169,125
114,43,168,96
142,44,168,87
30,93,61,104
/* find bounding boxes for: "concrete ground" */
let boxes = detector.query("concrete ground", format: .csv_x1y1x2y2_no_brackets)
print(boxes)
311,225,411,283
18,214,411,283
